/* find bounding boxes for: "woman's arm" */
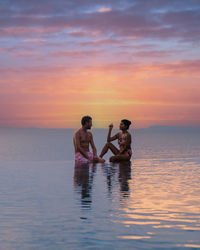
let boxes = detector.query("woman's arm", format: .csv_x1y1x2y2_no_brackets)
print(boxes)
107,123,118,142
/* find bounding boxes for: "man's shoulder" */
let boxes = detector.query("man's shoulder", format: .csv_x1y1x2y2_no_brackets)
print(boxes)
87,131,93,137
74,128,82,136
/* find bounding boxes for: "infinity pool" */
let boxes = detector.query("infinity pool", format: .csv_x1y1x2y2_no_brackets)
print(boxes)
0,129,200,249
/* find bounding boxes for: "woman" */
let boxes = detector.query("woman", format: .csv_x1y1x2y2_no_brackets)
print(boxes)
99,119,132,162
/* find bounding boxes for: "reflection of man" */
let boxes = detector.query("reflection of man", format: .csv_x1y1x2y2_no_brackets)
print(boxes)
74,164,96,208
73,116,105,164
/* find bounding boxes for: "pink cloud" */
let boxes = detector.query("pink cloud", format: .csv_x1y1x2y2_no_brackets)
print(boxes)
13,51,39,57
79,38,121,46
97,8,112,13
23,38,46,43
51,49,103,57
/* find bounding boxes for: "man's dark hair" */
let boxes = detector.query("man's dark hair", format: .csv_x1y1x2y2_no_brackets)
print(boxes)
121,119,131,129
81,116,92,126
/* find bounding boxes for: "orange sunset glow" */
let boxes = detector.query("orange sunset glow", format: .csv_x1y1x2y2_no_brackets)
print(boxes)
1,1,200,128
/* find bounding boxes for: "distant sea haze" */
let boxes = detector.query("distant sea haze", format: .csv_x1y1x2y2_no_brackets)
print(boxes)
0,126,200,161
1,125,200,131
136,126,200,133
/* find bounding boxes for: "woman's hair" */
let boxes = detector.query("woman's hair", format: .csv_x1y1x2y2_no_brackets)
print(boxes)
121,119,131,129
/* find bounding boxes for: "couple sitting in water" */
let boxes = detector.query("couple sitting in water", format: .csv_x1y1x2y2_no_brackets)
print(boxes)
73,116,132,164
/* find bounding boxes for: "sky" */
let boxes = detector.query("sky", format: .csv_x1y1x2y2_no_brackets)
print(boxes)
0,0,200,128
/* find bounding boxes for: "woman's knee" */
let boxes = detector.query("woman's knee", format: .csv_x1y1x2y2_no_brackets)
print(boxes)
106,142,112,147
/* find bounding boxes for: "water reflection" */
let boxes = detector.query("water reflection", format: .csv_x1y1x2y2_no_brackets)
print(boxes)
73,163,96,209
101,163,118,195
74,161,132,207
101,161,132,199
118,162,131,197
114,159,200,244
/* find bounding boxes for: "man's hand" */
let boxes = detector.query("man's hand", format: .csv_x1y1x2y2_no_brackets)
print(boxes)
87,158,93,163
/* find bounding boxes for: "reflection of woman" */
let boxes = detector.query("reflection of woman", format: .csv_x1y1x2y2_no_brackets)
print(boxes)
74,163,96,208
101,163,118,195
101,162,132,198
99,119,132,162
119,162,131,195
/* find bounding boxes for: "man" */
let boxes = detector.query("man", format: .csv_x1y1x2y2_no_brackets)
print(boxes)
74,116,105,164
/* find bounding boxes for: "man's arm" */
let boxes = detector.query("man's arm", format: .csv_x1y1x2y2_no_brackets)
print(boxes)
75,132,90,160
107,123,119,142
89,133,97,156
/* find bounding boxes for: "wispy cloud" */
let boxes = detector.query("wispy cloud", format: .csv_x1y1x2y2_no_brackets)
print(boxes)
51,49,103,58
0,0,199,41
96,7,112,13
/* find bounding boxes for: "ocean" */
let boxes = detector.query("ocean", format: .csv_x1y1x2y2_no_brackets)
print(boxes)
0,128,200,249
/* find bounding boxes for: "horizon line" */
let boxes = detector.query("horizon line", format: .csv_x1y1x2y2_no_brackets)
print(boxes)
1,125,200,130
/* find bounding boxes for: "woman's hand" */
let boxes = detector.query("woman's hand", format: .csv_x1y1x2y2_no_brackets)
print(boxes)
109,123,113,129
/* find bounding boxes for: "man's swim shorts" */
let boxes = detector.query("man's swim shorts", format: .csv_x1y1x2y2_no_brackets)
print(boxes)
75,152,94,164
